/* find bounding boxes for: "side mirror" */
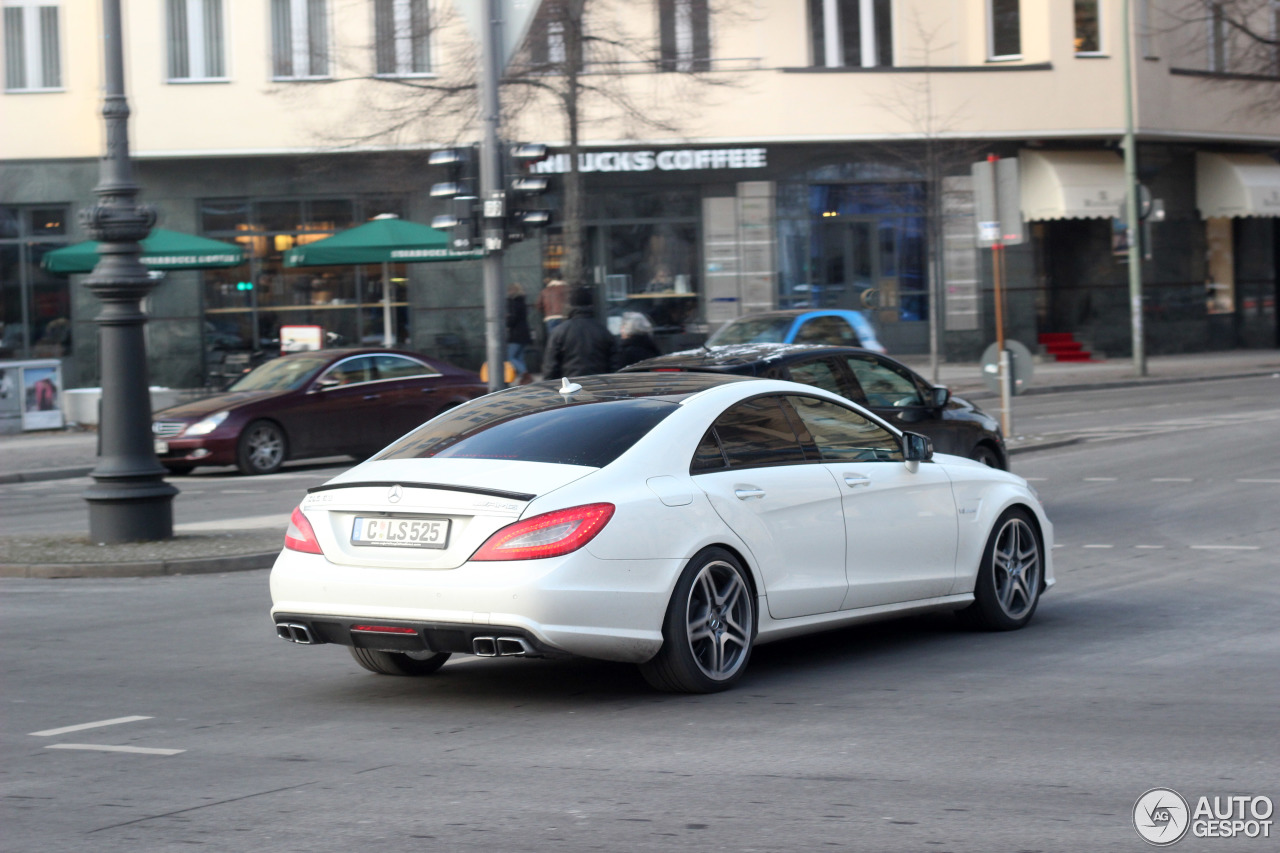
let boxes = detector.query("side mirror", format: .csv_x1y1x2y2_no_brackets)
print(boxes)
902,431,933,473
313,377,341,391
929,386,951,408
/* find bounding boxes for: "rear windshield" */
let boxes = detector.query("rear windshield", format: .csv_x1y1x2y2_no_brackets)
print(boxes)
707,316,793,346
377,397,678,468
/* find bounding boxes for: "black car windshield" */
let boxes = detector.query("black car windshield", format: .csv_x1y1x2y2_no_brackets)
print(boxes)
707,316,793,346
228,355,330,392
377,374,737,467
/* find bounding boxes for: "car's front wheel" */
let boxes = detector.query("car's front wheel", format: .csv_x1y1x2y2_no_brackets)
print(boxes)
959,507,1043,630
970,444,1004,469
236,420,287,475
349,647,451,676
639,547,755,693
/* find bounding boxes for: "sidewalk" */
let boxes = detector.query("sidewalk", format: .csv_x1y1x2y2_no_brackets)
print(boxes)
3,349,1278,578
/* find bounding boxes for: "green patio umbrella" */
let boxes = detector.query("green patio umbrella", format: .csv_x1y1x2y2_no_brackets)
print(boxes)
283,214,481,346
41,228,244,274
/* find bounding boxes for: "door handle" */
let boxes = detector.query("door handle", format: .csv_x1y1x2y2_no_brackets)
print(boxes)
734,488,766,500
363,394,381,401
843,474,871,488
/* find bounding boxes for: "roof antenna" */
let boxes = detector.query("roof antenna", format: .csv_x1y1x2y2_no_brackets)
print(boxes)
559,377,582,397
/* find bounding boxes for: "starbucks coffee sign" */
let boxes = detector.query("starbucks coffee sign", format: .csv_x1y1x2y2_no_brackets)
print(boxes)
531,148,768,174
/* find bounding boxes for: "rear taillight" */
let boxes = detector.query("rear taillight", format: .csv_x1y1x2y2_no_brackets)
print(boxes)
471,503,615,561
284,506,324,555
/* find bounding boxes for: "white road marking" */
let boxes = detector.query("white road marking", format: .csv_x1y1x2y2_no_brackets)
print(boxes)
1190,545,1261,551
1083,477,1118,482
29,716,152,737
176,514,290,532
1083,544,1114,549
45,744,184,756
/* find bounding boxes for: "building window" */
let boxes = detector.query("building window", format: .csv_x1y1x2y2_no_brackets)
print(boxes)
1074,0,1101,54
808,0,893,68
987,0,1020,60
659,0,710,71
272,0,328,79
375,0,430,76
1,206,71,360
167,0,226,81
3,1,61,91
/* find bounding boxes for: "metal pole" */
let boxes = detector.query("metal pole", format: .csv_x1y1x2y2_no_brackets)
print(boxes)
1122,0,1147,376
987,154,1012,438
82,0,177,543
480,0,507,392
381,260,394,347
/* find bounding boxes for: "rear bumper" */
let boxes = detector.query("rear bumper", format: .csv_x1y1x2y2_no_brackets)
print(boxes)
268,547,679,664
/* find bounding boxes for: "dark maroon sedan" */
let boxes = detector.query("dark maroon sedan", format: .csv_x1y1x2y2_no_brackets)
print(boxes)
151,349,488,475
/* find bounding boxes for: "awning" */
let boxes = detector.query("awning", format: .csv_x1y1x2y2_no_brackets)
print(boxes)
41,228,244,274
1196,152,1280,218
1018,150,1126,221
282,214,482,267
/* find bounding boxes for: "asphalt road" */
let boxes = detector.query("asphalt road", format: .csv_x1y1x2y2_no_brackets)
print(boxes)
3,378,1278,851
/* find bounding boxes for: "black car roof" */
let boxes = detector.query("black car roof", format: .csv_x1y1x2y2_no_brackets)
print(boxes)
621,343,875,372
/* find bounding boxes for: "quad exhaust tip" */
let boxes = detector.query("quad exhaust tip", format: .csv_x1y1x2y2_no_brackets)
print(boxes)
276,622,315,644
472,636,532,657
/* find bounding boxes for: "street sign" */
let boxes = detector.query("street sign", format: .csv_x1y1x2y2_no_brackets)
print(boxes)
972,158,1025,246
980,339,1034,396
453,0,544,71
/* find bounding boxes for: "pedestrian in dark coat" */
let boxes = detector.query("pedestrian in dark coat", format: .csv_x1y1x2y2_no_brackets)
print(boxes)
542,287,618,380
615,312,662,369
506,283,533,380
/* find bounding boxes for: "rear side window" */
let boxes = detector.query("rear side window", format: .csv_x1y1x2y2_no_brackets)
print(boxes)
786,358,845,396
697,396,807,471
374,354,439,380
794,316,859,346
377,398,676,468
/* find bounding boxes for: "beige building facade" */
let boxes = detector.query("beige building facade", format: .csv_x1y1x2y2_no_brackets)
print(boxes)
2,0,1278,388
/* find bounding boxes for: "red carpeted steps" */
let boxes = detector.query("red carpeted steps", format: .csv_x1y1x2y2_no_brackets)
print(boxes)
1038,332,1097,362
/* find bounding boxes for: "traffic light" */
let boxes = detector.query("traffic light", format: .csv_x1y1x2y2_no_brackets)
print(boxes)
428,147,482,251
504,143,553,245
235,281,254,291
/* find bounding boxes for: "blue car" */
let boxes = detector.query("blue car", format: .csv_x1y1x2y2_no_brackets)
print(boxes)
706,309,887,354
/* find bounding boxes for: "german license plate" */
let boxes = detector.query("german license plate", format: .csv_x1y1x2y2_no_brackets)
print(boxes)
154,440,169,454
352,517,450,549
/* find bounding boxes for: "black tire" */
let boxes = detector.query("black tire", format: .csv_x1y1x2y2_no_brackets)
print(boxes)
639,547,756,693
970,444,1004,469
236,420,287,475
958,507,1044,631
349,647,451,676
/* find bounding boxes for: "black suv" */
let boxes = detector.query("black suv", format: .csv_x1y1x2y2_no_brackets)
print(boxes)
623,343,1007,469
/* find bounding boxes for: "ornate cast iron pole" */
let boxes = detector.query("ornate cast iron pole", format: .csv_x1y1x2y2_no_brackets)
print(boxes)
82,0,177,543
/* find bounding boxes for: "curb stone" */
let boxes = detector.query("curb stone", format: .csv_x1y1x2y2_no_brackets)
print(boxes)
0,550,279,579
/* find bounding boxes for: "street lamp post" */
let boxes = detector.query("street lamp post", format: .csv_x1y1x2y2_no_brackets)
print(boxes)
81,0,177,543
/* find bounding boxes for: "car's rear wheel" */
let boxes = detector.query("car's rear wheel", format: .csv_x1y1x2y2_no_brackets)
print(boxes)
958,507,1043,631
236,420,286,475
639,547,755,693
349,647,451,676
